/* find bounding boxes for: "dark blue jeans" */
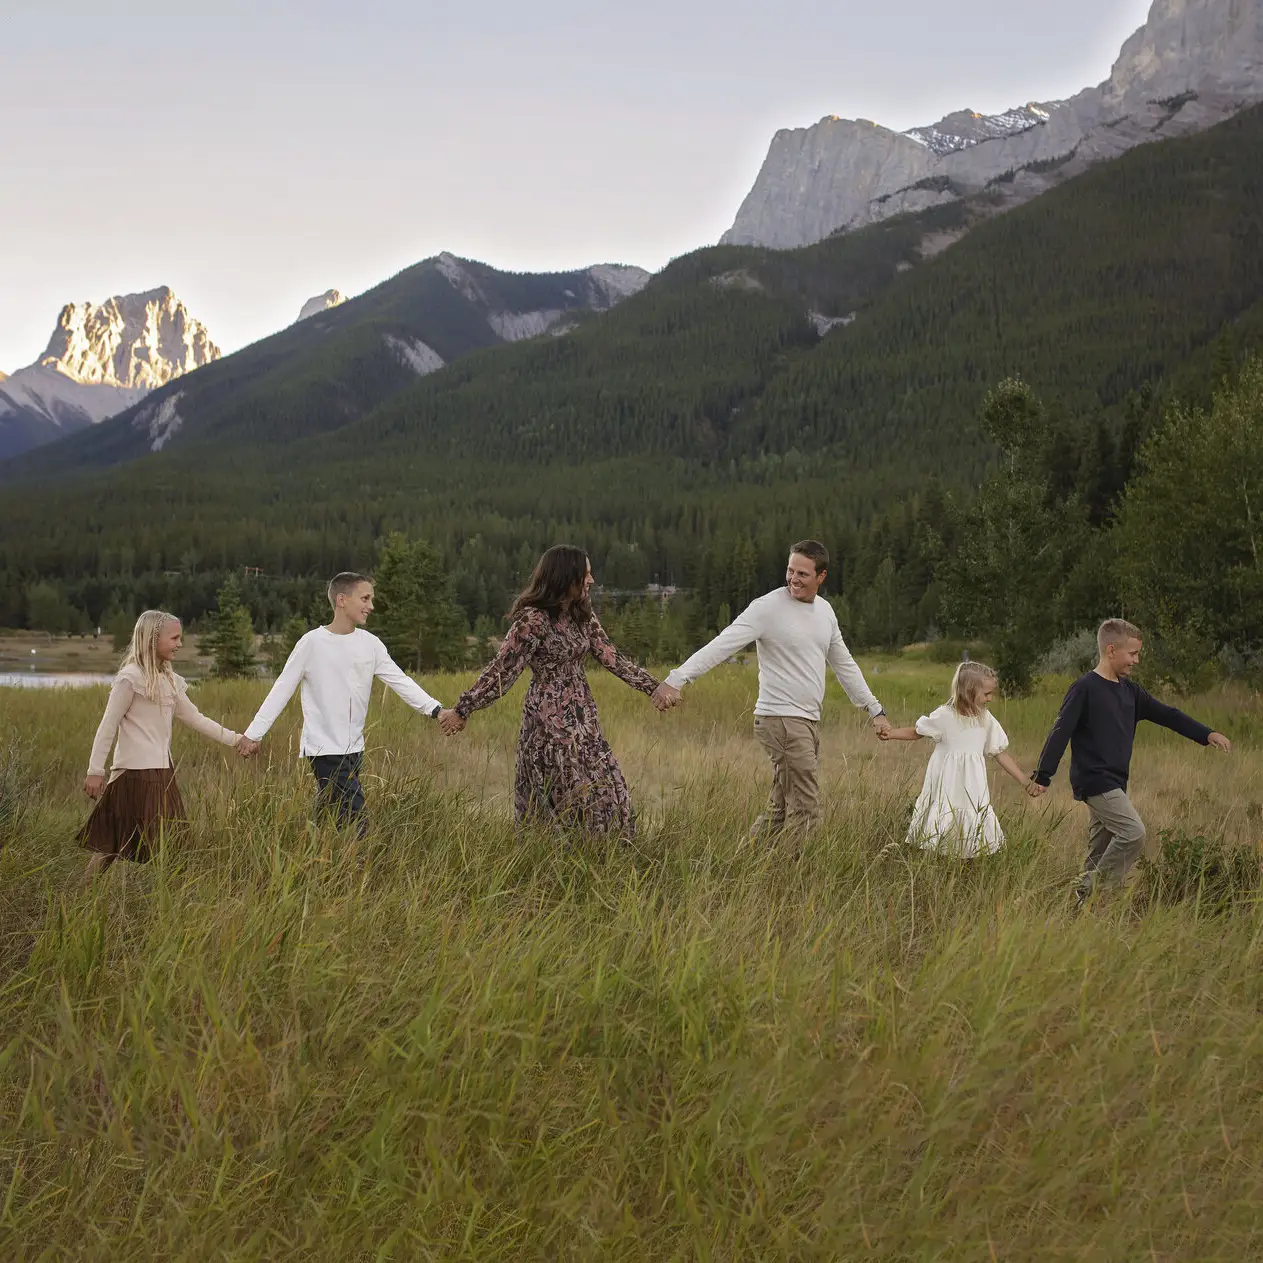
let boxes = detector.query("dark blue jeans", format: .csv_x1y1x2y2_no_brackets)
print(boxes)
309,753,367,837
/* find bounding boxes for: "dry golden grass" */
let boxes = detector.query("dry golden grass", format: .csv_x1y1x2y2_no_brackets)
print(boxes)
2,656,1262,1259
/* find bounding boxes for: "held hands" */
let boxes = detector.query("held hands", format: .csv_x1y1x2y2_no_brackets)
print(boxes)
235,736,261,758
651,683,682,713
1026,780,1048,798
1208,732,1232,752
439,708,466,736
83,774,105,799
871,713,892,739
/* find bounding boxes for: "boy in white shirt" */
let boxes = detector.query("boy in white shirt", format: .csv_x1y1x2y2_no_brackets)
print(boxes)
242,571,454,835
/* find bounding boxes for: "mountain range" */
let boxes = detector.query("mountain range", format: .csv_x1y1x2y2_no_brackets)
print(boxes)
0,258,649,465
2,0,1263,646
723,0,1263,247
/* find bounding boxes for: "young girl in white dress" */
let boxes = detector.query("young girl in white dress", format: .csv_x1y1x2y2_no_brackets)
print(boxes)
880,661,1038,856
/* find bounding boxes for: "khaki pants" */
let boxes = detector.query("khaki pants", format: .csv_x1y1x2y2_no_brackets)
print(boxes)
1077,788,1147,901
752,715,820,838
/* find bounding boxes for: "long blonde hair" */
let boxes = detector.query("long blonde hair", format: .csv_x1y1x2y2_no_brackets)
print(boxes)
949,660,997,718
120,610,179,702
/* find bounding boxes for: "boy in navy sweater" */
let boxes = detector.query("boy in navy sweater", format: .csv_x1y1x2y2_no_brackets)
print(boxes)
1031,619,1231,905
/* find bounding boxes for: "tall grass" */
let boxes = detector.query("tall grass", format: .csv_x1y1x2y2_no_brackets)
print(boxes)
2,660,1262,1258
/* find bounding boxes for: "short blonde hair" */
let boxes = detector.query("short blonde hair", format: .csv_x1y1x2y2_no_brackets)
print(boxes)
950,660,998,717
328,571,372,609
120,610,179,701
1097,618,1143,655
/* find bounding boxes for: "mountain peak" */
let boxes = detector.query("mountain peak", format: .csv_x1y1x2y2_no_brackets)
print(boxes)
722,0,1263,248
39,288,219,390
296,289,347,322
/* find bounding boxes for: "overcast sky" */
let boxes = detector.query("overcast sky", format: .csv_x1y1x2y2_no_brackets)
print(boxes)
0,0,1154,370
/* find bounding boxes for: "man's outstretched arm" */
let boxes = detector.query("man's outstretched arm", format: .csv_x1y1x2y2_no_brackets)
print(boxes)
826,626,886,729
657,607,762,705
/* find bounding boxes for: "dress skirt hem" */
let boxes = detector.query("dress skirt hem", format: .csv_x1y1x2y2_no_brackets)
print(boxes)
78,766,187,863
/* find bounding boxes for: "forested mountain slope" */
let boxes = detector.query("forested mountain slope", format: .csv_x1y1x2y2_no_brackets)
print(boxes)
3,255,649,475
3,105,1263,636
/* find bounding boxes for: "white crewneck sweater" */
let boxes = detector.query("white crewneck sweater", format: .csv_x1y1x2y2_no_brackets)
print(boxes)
665,587,882,722
244,627,444,756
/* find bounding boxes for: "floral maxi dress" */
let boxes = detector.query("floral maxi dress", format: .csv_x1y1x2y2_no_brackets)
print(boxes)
455,608,661,837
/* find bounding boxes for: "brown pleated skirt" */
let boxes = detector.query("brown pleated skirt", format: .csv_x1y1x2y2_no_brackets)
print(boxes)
77,767,187,863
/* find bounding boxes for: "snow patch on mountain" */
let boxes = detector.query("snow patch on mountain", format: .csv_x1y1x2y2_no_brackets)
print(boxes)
0,366,146,429
488,310,565,341
297,290,346,322
385,335,445,376
903,104,1054,155
131,391,187,452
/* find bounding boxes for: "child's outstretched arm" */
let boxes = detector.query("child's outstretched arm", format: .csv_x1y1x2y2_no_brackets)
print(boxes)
878,726,922,742
174,689,242,750
84,673,137,797
993,751,1041,793
243,636,311,746
1032,677,1088,793
373,643,444,718
1134,686,1231,752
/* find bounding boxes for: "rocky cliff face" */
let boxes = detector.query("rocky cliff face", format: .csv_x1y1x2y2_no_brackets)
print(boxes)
0,287,218,460
723,0,1263,248
39,286,219,388
296,289,347,321
433,253,650,340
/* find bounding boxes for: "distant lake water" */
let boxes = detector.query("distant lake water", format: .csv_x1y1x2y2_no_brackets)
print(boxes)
0,671,117,689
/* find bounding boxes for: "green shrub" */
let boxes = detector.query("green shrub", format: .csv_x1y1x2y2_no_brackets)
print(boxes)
1136,828,1261,915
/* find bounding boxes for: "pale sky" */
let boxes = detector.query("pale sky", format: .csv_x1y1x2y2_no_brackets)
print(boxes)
0,0,1154,371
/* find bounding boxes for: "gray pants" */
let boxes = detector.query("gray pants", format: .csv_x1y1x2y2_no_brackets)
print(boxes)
1077,788,1146,901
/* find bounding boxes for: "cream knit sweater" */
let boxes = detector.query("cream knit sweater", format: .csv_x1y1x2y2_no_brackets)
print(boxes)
87,664,241,781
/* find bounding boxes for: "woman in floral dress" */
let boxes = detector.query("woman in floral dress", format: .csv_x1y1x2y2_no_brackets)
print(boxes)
445,545,662,837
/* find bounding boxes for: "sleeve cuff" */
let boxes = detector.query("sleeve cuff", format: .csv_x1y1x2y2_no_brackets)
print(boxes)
1033,772,1051,786
664,669,687,689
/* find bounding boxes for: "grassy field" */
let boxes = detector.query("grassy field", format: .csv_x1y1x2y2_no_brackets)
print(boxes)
2,655,1263,1259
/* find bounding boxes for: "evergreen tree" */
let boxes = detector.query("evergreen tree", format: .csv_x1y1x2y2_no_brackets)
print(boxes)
938,379,1089,694
1116,355,1263,684
373,533,468,671
106,604,134,653
201,574,258,678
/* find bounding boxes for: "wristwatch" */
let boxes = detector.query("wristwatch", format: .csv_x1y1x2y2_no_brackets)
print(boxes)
430,703,442,718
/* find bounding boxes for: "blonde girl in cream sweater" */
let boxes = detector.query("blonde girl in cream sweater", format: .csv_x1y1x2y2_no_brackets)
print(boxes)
80,610,247,877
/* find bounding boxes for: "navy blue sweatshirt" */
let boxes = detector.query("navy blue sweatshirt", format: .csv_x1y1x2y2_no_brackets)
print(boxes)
1033,671,1211,800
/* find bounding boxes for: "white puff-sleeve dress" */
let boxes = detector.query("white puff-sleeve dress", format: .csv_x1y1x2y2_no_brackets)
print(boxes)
906,703,1009,857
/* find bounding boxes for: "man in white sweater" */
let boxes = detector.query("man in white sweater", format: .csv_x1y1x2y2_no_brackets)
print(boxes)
242,572,453,835
654,541,889,838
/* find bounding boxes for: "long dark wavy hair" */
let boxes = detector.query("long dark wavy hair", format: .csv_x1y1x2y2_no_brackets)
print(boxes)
509,545,592,623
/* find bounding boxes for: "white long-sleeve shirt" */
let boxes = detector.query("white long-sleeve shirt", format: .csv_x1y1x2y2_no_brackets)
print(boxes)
87,665,241,780
665,587,883,722
244,627,444,756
